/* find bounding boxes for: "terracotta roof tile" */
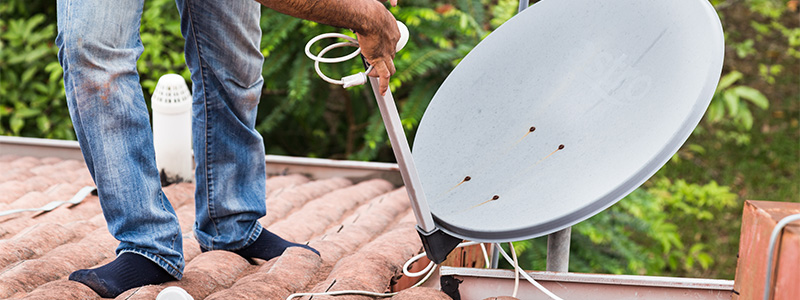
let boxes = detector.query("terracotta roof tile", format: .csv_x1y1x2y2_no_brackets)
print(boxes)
162,183,196,209
260,178,352,227
205,247,323,300
391,287,451,300
0,193,102,239
38,157,63,165
304,222,422,298
0,227,119,298
9,156,42,170
265,174,311,190
0,180,28,204
26,176,67,195
20,279,100,300
0,155,458,300
267,179,393,242
1,192,49,214
0,154,19,162
0,221,94,269
117,251,254,300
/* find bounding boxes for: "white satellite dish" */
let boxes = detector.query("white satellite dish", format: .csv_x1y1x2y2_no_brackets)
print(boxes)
361,0,723,262
411,0,724,243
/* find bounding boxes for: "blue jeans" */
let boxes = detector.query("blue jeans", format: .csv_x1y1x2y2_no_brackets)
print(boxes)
56,0,267,279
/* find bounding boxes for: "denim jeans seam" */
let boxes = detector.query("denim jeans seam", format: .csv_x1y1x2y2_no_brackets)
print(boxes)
226,221,262,251
157,190,180,251
62,0,72,62
118,248,184,280
185,0,221,249
244,221,262,248
157,190,169,217
63,0,98,181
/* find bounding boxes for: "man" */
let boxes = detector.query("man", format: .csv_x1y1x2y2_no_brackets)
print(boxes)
56,0,400,297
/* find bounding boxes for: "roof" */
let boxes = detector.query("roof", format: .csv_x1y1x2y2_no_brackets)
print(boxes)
0,153,452,300
0,137,741,300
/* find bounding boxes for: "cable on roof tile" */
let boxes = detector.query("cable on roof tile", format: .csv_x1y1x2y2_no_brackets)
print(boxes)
0,186,95,217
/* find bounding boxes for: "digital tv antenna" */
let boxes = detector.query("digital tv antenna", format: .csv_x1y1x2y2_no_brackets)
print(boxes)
368,0,724,263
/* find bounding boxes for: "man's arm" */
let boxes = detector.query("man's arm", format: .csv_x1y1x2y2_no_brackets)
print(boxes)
255,0,400,95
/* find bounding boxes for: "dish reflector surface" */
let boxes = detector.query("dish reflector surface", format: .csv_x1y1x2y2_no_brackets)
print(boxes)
412,0,724,242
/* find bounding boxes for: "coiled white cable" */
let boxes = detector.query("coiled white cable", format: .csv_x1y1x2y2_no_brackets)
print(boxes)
304,21,408,88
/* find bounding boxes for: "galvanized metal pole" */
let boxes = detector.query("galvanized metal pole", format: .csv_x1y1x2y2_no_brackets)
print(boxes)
546,227,571,272
491,245,500,269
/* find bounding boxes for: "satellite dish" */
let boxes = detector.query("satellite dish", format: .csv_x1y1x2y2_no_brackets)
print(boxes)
412,0,724,242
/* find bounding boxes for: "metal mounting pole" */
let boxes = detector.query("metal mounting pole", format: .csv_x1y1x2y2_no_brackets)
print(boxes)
546,227,571,272
491,246,500,269
367,77,435,233
518,0,528,13
367,75,462,264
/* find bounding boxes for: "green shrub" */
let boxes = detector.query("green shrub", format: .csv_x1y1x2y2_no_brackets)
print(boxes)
0,4,72,139
508,178,738,277
0,0,186,139
254,0,493,160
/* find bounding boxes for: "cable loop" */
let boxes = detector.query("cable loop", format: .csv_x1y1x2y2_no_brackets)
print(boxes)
304,33,361,63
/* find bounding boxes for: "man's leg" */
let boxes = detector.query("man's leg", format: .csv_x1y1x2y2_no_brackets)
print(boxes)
56,0,184,296
177,0,317,258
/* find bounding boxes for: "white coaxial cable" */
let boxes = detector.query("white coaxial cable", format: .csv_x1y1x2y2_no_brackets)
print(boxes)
304,21,408,88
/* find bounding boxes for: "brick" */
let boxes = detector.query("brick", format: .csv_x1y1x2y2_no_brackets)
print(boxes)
733,200,800,300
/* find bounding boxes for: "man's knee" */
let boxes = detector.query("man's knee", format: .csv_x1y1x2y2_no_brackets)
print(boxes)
58,33,142,70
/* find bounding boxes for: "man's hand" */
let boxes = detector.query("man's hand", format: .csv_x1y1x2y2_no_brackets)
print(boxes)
356,6,400,95
256,0,400,95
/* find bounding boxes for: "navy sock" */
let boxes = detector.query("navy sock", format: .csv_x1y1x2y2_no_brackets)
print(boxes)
69,252,175,298
202,229,319,260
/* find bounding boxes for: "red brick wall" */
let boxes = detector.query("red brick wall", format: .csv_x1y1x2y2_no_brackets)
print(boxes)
733,200,800,300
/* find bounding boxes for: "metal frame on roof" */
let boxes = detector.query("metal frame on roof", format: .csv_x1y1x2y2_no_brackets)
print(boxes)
438,266,734,299
0,135,403,185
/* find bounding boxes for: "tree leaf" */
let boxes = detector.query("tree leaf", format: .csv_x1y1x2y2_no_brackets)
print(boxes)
20,67,37,83
732,86,769,110
688,144,706,155
14,107,41,118
708,98,725,122
36,114,50,131
9,115,24,134
739,106,754,130
716,71,742,92
722,90,739,116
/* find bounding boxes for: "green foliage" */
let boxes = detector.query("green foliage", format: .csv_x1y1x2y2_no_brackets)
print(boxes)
704,71,769,145
254,1,495,160
138,0,189,93
0,0,186,138
0,4,72,139
507,179,738,276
